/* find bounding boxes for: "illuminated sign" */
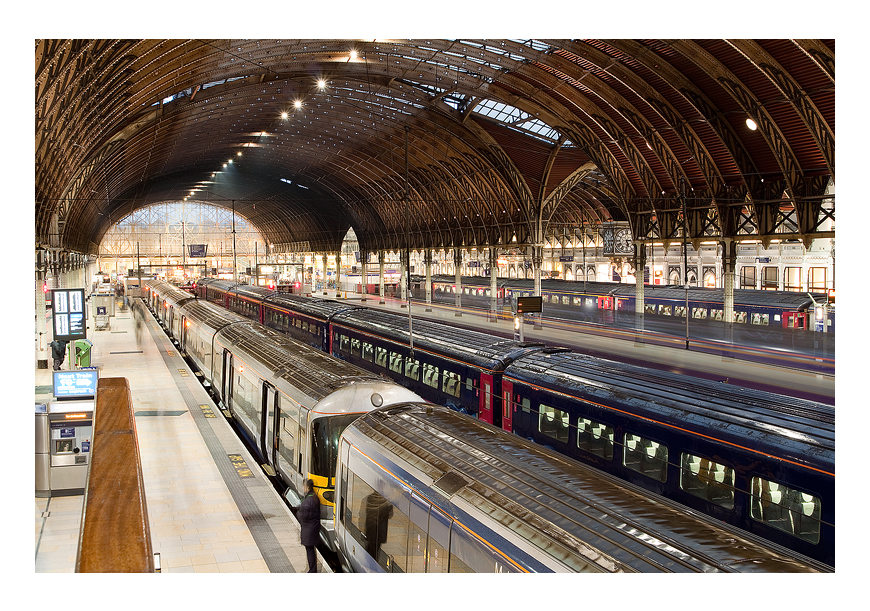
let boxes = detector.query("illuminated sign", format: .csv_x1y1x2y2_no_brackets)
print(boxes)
51,288,87,341
188,244,208,258
516,296,543,314
53,370,98,399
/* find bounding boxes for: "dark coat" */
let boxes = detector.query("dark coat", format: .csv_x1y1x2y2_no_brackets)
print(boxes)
298,491,321,547
49,340,68,361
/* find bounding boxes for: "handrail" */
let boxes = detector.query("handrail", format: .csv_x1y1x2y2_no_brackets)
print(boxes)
75,377,154,572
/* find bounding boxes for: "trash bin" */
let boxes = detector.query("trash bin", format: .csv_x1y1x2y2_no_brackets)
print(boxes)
74,339,93,368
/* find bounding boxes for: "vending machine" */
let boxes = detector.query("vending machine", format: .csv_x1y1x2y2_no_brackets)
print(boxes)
44,370,97,496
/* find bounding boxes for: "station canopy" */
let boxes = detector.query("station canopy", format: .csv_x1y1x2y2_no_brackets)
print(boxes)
35,39,835,258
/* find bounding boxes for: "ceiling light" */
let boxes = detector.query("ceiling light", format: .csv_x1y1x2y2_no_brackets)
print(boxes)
349,50,358,60
237,152,242,156
281,112,288,119
746,118,758,130
317,79,327,90
294,100,303,109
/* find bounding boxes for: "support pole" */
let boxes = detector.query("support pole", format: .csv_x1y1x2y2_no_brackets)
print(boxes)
490,246,498,322
453,247,462,317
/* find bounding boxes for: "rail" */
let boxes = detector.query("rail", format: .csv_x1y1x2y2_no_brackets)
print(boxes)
75,377,154,572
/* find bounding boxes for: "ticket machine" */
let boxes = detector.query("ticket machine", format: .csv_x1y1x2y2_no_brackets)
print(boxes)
39,370,97,496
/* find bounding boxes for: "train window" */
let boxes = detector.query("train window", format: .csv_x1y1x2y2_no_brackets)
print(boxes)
623,434,667,482
350,338,361,358
340,334,350,354
442,372,461,398
466,377,474,392
539,404,570,443
659,305,672,316
577,418,614,461
423,364,440,389
734,311,747,323
645,304,656,315
680,453,735,509
405,358,420,381
710,309,724,321
302,321,309,332
751,313,770,326
674,305,687,318
362,342,373,362
750,478,821,544
374,347,388,368
389,352,403,374
692,307,707,319
521,397,530,413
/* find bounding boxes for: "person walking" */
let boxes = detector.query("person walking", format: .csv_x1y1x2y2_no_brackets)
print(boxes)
48,339,68,371
297,479,320,573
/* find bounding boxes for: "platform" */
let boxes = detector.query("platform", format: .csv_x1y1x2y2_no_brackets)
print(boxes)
35,299,329,573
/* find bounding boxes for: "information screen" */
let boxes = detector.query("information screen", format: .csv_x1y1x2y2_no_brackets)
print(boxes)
53,370,98,399
52,288,87,341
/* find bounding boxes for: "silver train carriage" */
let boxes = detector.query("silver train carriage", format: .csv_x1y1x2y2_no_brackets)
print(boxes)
143,280,424,550
335,403,831,573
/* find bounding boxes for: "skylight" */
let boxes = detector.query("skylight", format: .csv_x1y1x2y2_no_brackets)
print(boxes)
473,99,567,145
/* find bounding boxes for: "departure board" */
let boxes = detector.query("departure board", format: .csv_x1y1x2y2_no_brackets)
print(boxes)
52,288,87,341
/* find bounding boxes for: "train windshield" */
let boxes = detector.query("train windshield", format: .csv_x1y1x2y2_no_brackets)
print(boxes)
310,414,361,478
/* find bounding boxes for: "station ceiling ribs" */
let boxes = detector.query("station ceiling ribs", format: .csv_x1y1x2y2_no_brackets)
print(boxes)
35,39,835,257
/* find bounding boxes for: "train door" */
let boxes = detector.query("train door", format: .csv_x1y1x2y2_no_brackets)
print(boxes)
479,373,494,426
221,349,234,410
261,382,280,469
502,380,514,432
179,315,187,352
426,505,452,573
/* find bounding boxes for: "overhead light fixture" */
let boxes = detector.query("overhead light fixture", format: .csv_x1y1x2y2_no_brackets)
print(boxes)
746,118,758,130
294,100,302,109
317,79,327,90
281,112,288,119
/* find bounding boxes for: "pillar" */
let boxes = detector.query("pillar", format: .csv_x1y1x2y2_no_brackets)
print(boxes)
489,247,499,322
424,249,433,312
378,251,386,304
634,242,646,315
360,250,368,301
722,239,736,325
532,245,543,329
400,250,408,304
453,247,462,317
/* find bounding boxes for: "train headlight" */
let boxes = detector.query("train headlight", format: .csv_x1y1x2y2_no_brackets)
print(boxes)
371,393,384,407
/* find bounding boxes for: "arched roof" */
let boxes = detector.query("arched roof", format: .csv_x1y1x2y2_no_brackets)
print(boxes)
35,39,834,256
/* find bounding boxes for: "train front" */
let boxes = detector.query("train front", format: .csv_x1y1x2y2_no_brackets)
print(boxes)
304,379,423,550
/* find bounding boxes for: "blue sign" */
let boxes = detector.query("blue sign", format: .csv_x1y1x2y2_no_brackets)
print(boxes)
559,256,574,262
60,428,75,438
53,370,98,398
188,244,208,258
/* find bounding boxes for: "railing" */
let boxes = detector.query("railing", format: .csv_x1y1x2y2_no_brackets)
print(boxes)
75,377,154,572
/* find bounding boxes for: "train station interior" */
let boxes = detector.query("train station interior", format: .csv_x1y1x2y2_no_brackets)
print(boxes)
21,22,856,602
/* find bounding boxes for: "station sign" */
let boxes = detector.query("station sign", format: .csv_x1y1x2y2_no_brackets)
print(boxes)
516,296,543,314
188,244,208,258
53,370,99,399
51,288,87,341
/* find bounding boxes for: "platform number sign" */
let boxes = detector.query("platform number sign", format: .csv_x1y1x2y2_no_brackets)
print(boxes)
52,288,87,341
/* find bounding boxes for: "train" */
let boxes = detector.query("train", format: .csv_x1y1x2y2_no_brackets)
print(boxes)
413,274,834,332
334,402,829,573
181,277,835,567
142,280,424,550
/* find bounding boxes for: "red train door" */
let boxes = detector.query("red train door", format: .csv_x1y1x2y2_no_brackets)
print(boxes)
479,373,494,425
501,380,514,432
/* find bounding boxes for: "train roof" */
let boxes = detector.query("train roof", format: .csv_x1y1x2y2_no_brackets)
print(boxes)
506,351,834,468
264,294,361,319
347,403,828,573
216,320,393,404
334,307,551,370
145,280,198,305
173,298,248,331
420,275,824,309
